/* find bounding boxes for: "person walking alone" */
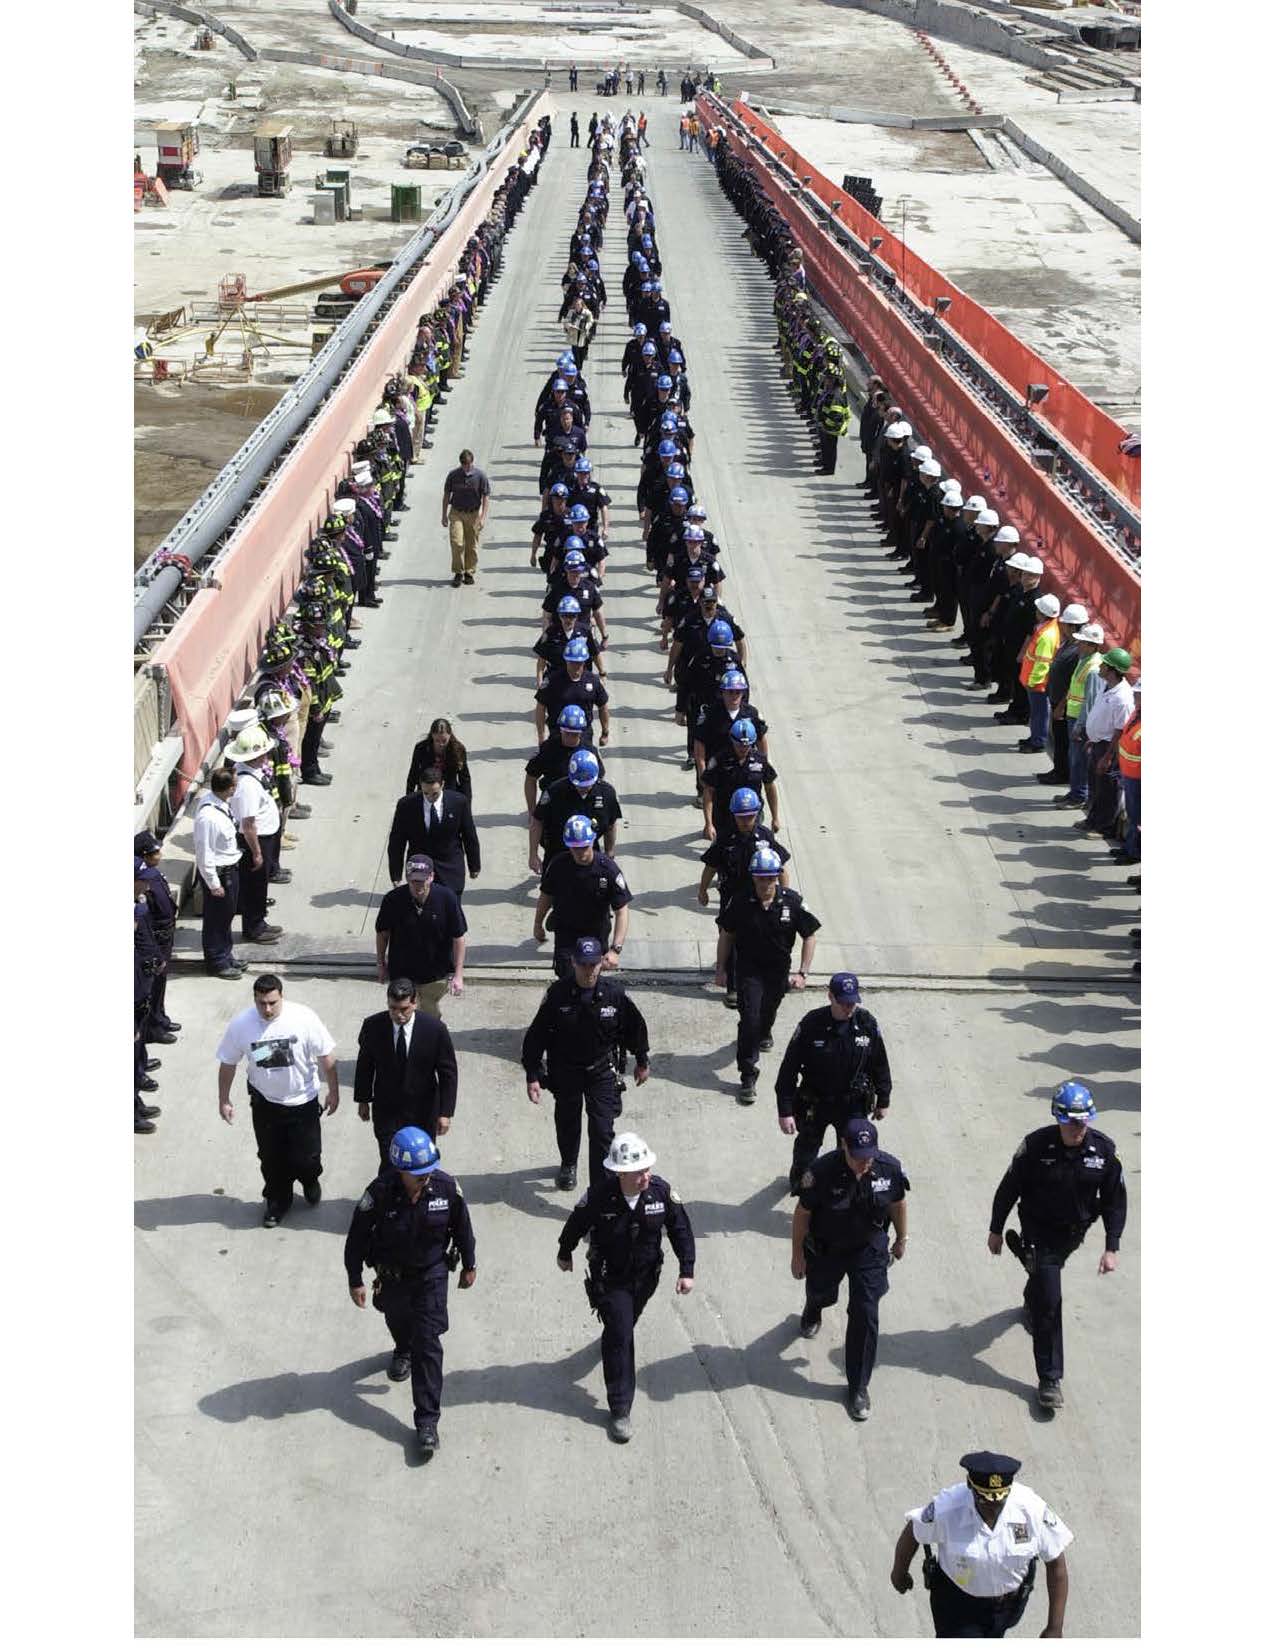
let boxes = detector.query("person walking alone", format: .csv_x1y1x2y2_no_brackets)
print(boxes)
441,449,490,588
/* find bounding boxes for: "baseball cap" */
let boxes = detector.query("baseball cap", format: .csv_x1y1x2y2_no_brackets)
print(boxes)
829,972,861,1004
842,1120,878,1158
572,936,604,964
405,855,434,878
134,830,161,856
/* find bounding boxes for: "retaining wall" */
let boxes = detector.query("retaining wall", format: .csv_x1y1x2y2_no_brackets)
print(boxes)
824,0,1072,70
133,0,257,60
1002,117,1140,243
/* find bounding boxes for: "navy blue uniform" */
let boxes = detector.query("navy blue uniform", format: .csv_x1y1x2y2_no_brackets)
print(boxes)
345,1168,476,1432
535,668,609,738
990,1124,1126,1383
525,735,603,795
718,887,821,1079
534,775,623,865
701,748,777,839
558,1174,695,1417
540,849,632,977
777,1007,893,1190
798,1148,909,1397
136,862,178,1035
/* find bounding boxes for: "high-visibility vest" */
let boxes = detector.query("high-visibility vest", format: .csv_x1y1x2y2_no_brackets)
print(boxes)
1066,651,1100,717
1117,716,1140,777
1019,617,1060,688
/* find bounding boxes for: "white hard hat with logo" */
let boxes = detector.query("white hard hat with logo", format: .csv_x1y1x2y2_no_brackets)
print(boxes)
604,1132,657,1173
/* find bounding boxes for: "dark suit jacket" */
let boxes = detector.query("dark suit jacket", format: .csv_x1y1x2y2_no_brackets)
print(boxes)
387,788,481,893
353,1010,458,1138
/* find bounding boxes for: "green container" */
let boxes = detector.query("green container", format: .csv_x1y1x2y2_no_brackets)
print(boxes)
325,167,350,211
391,183,421,223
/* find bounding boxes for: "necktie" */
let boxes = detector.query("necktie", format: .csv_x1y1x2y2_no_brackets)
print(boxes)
395,1023,407,1080
433,800,442,828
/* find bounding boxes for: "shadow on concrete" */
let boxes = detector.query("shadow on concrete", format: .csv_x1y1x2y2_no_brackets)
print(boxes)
134,1191,358,1236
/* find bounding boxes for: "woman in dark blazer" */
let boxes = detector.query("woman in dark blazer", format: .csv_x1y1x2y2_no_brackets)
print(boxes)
405,716,473,800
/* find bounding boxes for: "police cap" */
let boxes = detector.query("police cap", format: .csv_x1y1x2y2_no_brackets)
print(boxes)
134,830,162,856
841,1119,878,1158
573,936,604,964
960,1452,1022,1500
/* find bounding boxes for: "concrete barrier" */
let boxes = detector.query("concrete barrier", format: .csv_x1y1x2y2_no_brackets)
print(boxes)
671,3,776,64
133,0,258,61
823,0,1074,71
325,2,477,134
763,97,1003,131
1003,118,1140,242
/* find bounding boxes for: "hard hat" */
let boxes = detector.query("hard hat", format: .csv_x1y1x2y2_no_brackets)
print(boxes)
633,323,648,340
567,505,590,525
586,259,599,272
687,503,708,521
388,1126,440,1175
993,525,1020,545
631,252,644,266
552,378,568,393
556,351,574,368
942,488,963,506
1051,1080,1096,1122
573,456,592,473
749,846,784,877
669,486,689,504
1035,593,1061,618
331,497,357,517
660,412,680,429
729,786,761,815
641,340,657,355
707,619,734,646
603,1131,656,1173
658,440,677,458
563,814,597,846
550,481,570,497
720,669,748,693
1102,647,1134,673
666,462,685,479
557,704,588,730
669,349,684,366
730,717,757,745
976,508,1000,528
564,637,591,662
563,535,586,552
556,594,582,615
563,550,587,569
257,688,294,722
1022,555,1044,576
640,281,654,294
962,494,986,513
225,724,274,763
1005,553,1032,572
891,421,913,439
683,525,705,542
657,374,673,390
1060,604,1089,625
911,446,932,463
1074,622,1105,644
919,460,942,478
560,362,579,379
568,748,600,786
371,409,393,427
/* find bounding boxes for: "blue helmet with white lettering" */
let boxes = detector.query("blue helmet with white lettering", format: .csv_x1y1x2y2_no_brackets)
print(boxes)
730,717,757,745
564,637,591,663
1051,1081,1096,1122
730,786,762,816
563,535,586,552
560,361,578,380
659,412,679,430
683,525,705,543
563,549,587,569
573,455,592,474
666,462,685,479
567,504,590,525
557,704,588,731
631,251,644,266
657,374,673,391
388,1126,439,1175
550,481,570,498
632,322,647,337
568,749,600,787
669,350,684,366
708,619,734,647
564,814,597,846
669,486,689,505
556,351,574,369
720,669,748,694
657,439,677,458
556,594,582,615
749,847,783,877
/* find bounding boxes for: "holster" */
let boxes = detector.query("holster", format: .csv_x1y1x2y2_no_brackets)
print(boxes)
922,1546,937,1591
444,1239,461,1274
371,1275,386,1314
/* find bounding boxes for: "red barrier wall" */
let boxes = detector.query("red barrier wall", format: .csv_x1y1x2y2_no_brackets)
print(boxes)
151,103,545,802
727,100,1140,510
705,104,1140,655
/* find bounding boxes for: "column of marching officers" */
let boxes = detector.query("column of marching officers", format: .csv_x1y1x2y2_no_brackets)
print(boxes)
201,108,1127,1635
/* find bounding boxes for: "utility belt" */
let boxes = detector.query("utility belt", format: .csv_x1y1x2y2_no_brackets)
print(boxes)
371,1245,459,1295
923,1548,1036,1608
796,1083,872,1114
549,1049,623,1088
584,1248,661,1315
1011,1223,1088,1272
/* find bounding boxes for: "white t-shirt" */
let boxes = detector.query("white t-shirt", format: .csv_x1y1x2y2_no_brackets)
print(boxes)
907,1482,1073,1597
230,766,281,837
216,1003,336,1106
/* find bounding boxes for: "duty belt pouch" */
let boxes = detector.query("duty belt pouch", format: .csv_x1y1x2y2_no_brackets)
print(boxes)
583,1265,604,1321
1018,1557,1038,1604
921,1545,937,1591
371,1274,386,1313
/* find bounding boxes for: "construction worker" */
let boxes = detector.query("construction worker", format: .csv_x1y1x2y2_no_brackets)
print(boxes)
1016,593,1061,753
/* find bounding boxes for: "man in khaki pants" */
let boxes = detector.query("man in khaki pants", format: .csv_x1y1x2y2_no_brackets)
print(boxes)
441,448,490,587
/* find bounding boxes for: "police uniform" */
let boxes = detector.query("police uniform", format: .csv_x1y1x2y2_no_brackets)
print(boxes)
535,668,609,738
557,1174,695,1419
525,734,604,796
534,775,623,865
906,1453,1073,1638
522,976,649,1185
344,1165,476,1439
718,886,820,1081
990,1122,1126,1389
797,1142,908,1401
777,1004,893,1189
539,849,632,978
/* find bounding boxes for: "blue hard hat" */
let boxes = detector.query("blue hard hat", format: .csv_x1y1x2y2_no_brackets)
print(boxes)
658,319,672,332
642,235,654,250
556,351,574,368
557,704,587,730
1051,1080,1096,1122
567,504,590,523
564,814,597,846
666,462,685,479
730,717,757,744
749,846,783,877
669,350,684,366
657,374,673,390
687,503,707,521
573,455,592,473
651,278,663,291
552,378,568,392
641,340,657,355
657,439,677,458
669,486,690,504
683,524,705,542
640,281,654,294
568,748,601,785
631,251,644,266
560,362,578,379
587,259,599,272
557,594,582,614
721,670,748,693
388,1126,439,1175
563,534,586,551
633,322,647,337
659,412,679,430
564,637,591,663
708,619,734,647
550,481,570,497
730,786,762,816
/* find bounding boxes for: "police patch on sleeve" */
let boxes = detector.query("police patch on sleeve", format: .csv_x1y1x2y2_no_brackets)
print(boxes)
453,1180,464,1199
1042,1508,1057,1528
1013,1137,1028,1159
799,1171,814,1190
921,1501,935,1523
669,1188,682,1203
615,873,627,890
357,1190,374,1212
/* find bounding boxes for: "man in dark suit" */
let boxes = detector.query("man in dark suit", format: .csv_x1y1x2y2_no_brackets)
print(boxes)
387,766,481,899
354,979,459,1167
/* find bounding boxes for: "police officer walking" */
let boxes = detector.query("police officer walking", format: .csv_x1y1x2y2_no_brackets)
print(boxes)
791,1120,908,1421
522,936,651,1190
890,1452,1073,1637
556,1132,695,1442
345,1126,477,1459
988,1080,1126,1412
534,814,632,978
776,972,892,1193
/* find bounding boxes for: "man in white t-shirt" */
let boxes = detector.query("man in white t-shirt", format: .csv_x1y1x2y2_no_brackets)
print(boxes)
216,974,339,1227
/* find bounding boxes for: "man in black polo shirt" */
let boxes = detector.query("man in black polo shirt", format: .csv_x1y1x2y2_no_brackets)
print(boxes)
716,848,820,1103
375,855,467,1018
441,448,490,588
700,722,780,843
530,749,622,872
534,815,632,978
534,642,610,745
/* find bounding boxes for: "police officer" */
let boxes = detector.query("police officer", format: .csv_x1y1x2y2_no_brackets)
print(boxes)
556,1131,695,1442
716,847,820,1102
523,704,603,816
776,972,893,1193
535,813,632,977
791,1120,908,1421
988,1080,1126,1412
523,936,651,1190
891,1452,1073,1637
344,1126,476,1459
133,830,181,1042
529,748,622,872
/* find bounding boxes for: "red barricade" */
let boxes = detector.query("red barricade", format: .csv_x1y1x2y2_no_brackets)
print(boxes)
727,101,1140,510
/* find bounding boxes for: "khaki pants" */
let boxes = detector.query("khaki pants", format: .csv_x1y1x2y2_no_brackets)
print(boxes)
448,509,481,574
416,978,449,1018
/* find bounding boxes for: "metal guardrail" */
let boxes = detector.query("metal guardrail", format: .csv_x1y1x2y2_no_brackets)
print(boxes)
704,93,1141,568
133,93,539,655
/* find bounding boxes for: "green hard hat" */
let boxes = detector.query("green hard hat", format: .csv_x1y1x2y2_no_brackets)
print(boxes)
1101,647,1133,673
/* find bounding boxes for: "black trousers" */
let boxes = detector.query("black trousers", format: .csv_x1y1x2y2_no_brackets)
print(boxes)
553,1069,622,1185
1045,709,1070,779
300,710,328,776
928,1562,1032,1638
804,1245,889,1394
735,968,789,1076
932,550,959,625
788,1097,868,1189
145,939,174,1033
570,129,580,147
237,830,278,938
249,1092,322,1211
595,1268,660,1415
1085,740,1121,829
1016,1223,1083,1382
817,429,838,473
134,999,149,1099
199,864,239,968
380,1271,449,1430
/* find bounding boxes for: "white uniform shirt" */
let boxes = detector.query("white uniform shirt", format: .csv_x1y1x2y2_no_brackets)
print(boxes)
1084,678,1135,743
216,1003,336,1107
193,793,240,891
908,1482,1073,1597
230,765,281,837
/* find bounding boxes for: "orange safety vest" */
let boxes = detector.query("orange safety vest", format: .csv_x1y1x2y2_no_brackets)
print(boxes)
1117,716,1140,777
1018,617,1060,689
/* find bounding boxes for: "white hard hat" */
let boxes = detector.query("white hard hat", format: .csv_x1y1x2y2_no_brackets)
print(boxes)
1005,552,1032,571
352,464,373,482
942,488,963,506
1075,622,1105,644
603,1132,656,1173
976,508,999,528
226,706,260,734
331,497,357,516
1022,555,1045,576
894,421,913,438
1059,603,1089,625
1035,593,1061,618
993,525,1019,545
884,421,909,440
257,687,295,721
224,723,274,763
963,495,986,513
371,409,393,427
920,460,942,478
910,445,932,463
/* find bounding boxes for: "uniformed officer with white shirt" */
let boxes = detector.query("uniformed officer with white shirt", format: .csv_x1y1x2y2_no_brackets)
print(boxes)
890,1451,1072,1637
193,767,243,978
